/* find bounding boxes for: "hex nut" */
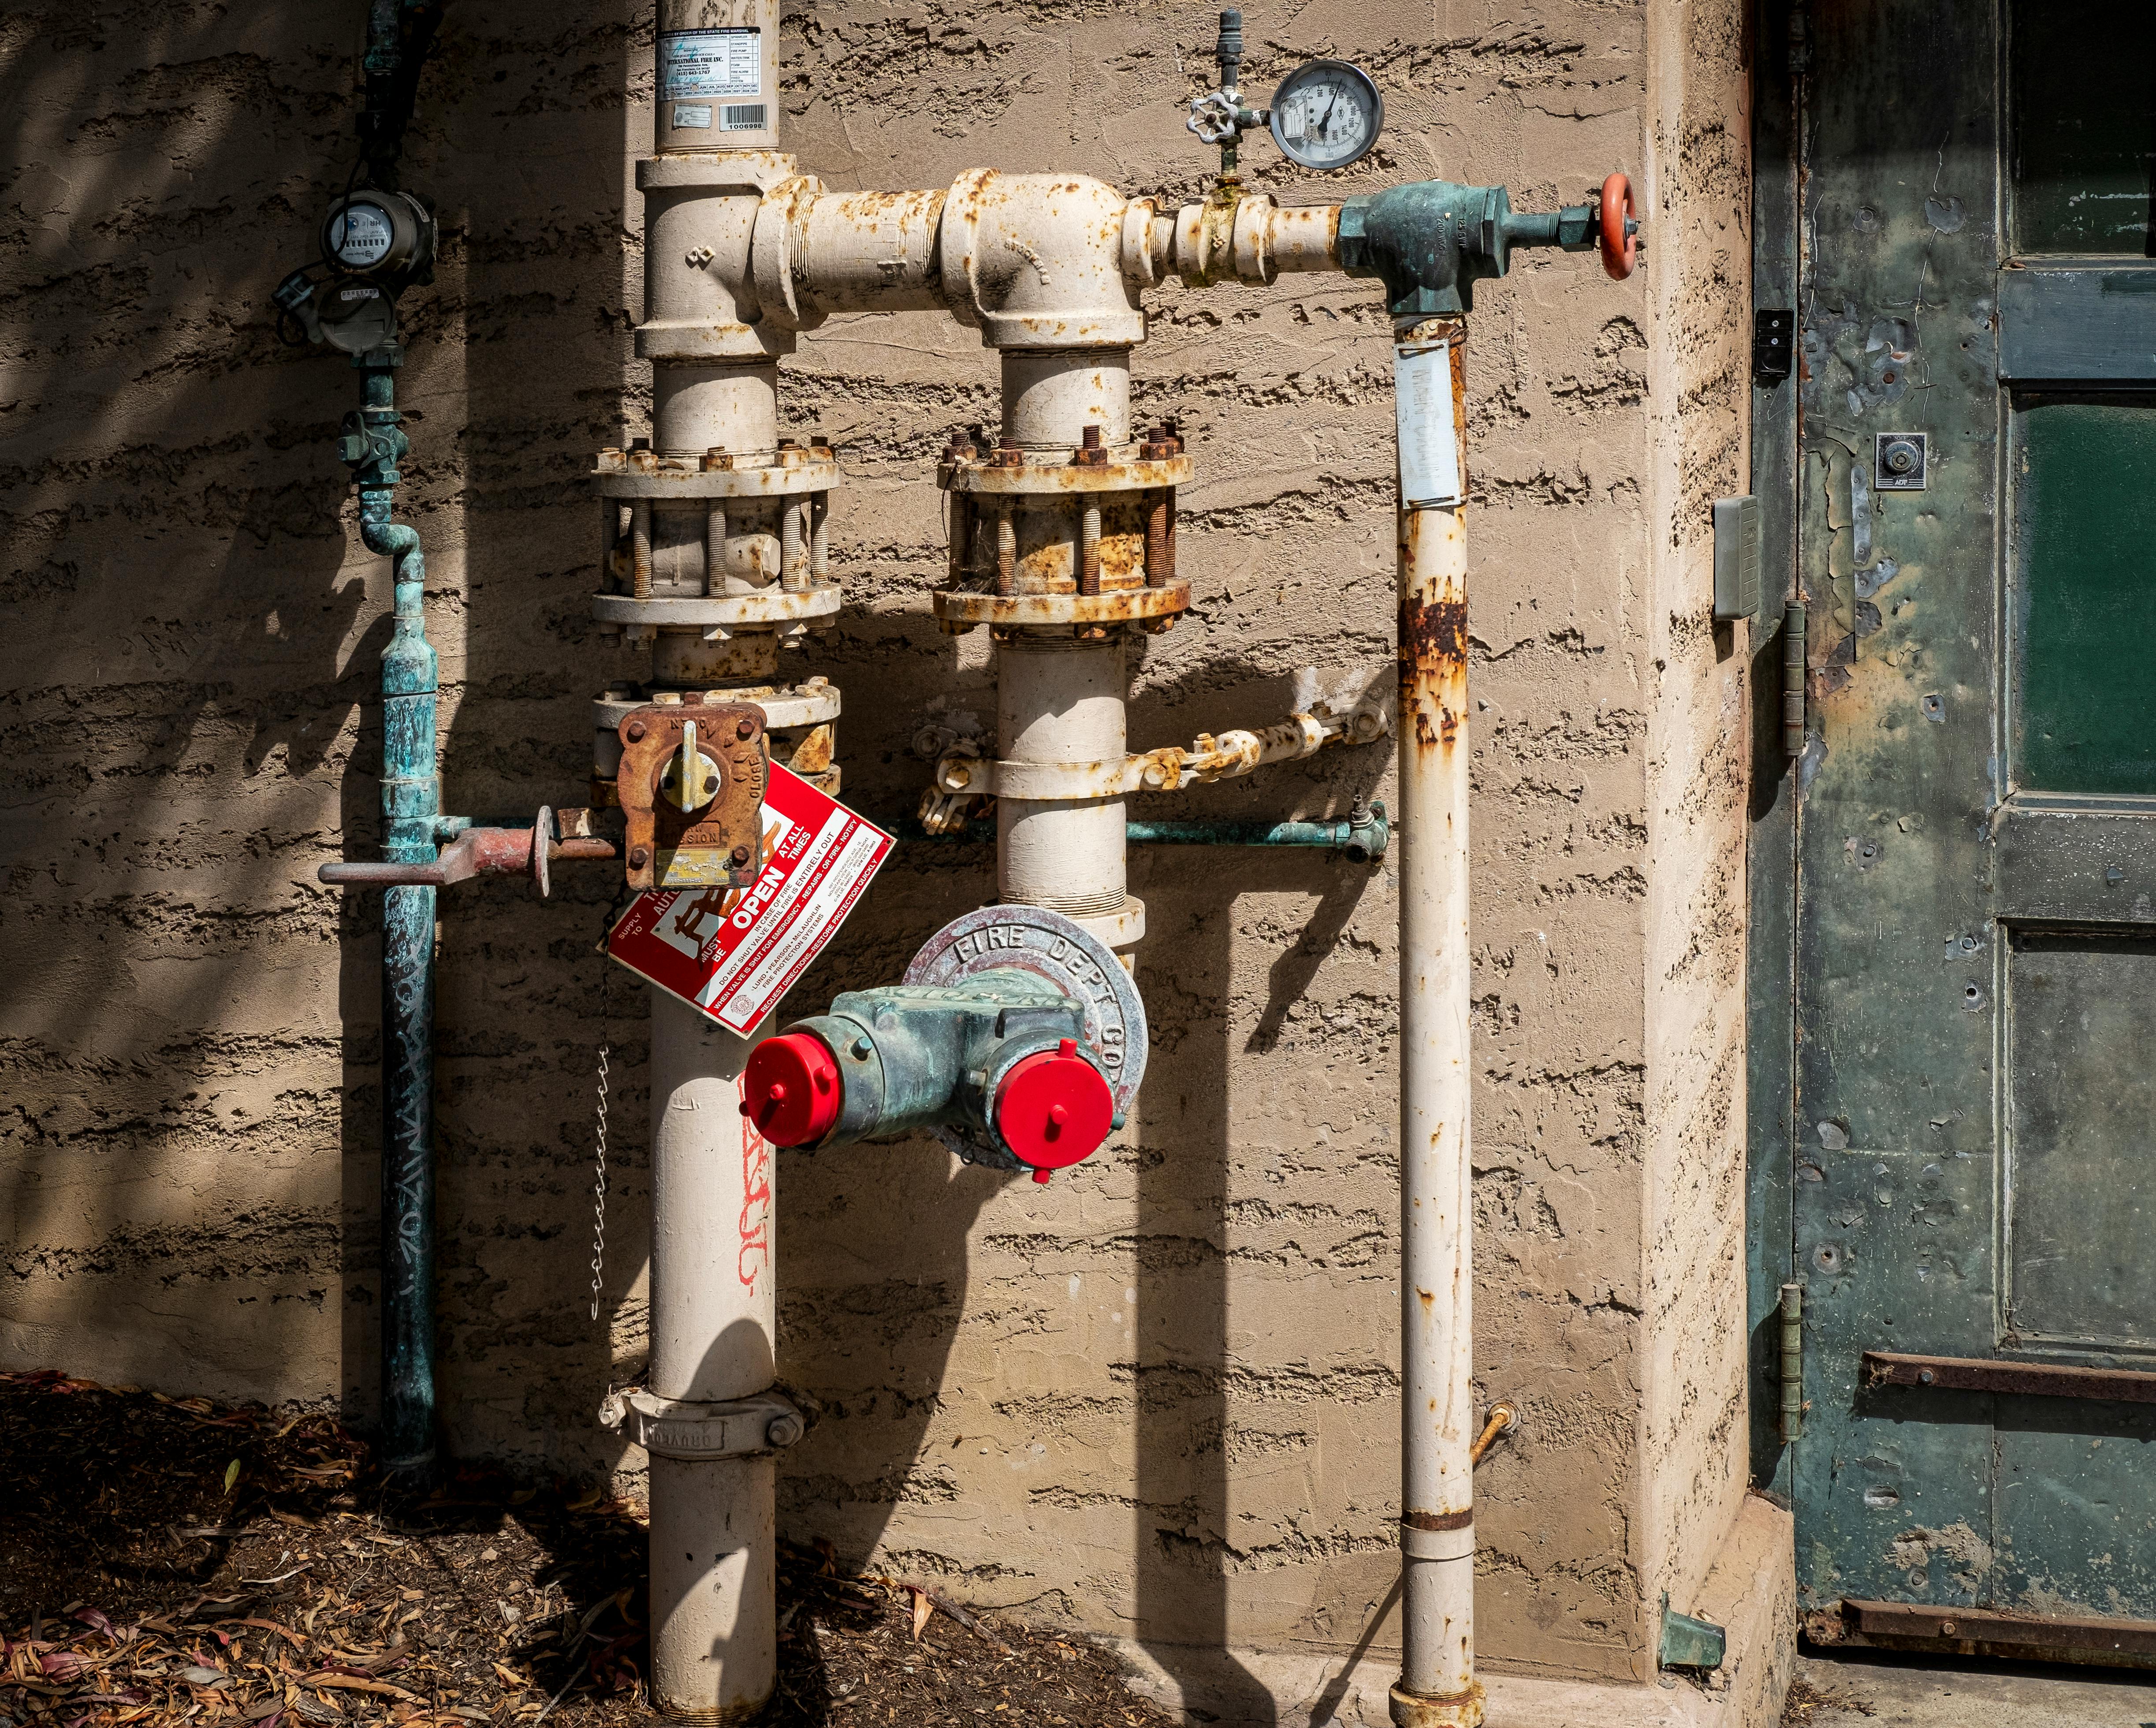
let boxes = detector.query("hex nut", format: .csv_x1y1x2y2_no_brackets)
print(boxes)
629,847,650,870
737,718,756,740
765,1412,805,1448
626,720,646,742
730,844,751,866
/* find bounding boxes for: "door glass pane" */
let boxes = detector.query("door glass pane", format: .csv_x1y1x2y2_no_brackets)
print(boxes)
2013,399,2156,795
2007,929,2156,1348
2013,3,2156,254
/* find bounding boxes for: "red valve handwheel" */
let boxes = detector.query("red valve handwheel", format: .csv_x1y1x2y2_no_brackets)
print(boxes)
741,1031,842,1146
1599,172,1638,281
994,1038,1114,1183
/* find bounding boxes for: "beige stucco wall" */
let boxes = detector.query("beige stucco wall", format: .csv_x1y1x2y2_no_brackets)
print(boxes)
0,0,1758,1702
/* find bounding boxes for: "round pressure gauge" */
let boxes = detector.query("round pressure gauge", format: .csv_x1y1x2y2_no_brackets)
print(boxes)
1267,59,1383,172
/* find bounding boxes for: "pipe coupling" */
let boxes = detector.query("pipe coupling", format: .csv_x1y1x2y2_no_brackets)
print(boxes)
1389,1683,1485,1728
603,1388,805,1459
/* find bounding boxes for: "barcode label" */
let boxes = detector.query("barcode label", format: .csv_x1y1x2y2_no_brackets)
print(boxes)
721,103,767,131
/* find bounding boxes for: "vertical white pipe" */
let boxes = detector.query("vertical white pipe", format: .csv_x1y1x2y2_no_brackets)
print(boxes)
998,638,1128,916
639,7,786,1716
991,349,1136,939
1390,319,1479,1728
647,990,777,1723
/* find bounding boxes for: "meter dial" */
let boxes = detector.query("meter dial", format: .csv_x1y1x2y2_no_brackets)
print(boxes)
328,201,395,269
1267,59,1383,172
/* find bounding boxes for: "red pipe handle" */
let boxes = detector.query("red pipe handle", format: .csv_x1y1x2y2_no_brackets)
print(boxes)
1599,172,1638,281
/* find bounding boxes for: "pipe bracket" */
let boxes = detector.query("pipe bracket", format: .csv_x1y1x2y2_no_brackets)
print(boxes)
608,1389,805,1460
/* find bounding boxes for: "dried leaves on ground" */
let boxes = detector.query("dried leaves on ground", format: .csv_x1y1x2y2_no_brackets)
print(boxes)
0,1371,1176,1728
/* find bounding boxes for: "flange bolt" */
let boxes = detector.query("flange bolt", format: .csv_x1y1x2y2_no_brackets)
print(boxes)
765,1412,805,1448
737,718,756,740
626,720,646,742
730,844,752,866
628,846,649,870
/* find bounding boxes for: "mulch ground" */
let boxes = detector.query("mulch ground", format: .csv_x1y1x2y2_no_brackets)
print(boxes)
0,1371,1177,1728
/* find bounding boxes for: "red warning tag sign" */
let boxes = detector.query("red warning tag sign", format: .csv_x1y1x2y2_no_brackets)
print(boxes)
604,763,894,1034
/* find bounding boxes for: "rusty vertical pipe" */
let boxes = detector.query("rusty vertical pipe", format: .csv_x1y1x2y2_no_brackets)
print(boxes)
1391,314,1478,1728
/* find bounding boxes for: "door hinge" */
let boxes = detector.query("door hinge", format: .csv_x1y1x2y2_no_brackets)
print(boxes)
1754,309,1795,385
1781,603,1807,758
1779,1279,1805,1442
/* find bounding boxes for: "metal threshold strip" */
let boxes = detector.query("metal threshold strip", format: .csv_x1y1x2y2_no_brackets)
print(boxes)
1862,1350,2156,1403
1825,1600,2156,1669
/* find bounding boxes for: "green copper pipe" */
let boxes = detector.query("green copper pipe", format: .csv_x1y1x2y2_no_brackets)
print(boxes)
903,804,1387,862
349,359,440,1482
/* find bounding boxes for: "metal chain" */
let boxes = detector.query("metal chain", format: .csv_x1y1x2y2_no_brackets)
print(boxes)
586,1040,611,1323
587,881,630,1324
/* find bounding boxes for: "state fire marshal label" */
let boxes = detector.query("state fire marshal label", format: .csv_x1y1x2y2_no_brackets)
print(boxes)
606,763,892,1034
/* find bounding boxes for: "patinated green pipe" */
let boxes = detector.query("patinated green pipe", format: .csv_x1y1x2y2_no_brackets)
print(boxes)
904,804,1387,862
349,359,440,1482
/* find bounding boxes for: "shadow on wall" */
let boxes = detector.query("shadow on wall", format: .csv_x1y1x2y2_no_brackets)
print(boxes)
0,0,416,1405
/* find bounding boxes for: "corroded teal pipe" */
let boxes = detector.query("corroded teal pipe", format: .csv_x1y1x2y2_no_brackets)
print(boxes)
904,804,1387,862
350,359,440,1480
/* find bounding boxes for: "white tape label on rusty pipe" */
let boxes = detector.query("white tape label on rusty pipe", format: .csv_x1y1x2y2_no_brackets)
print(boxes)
1394,340,1463,510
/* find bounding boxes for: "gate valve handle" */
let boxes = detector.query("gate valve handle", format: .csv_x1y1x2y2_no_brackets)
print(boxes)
1599,172,1638,281
741,1032,843,1146
995,1038,1115,1184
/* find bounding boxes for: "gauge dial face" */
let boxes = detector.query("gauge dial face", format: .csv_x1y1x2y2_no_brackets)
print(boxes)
1268,60,1383,172
330,202,395,269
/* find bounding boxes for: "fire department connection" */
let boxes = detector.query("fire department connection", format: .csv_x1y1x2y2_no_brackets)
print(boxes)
306,4,1638,1724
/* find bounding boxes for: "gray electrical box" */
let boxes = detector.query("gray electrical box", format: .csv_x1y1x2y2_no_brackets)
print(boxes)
1713,494,1760,622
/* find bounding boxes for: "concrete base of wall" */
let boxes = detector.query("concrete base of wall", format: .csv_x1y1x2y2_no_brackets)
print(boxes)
1121,1495,1795,1728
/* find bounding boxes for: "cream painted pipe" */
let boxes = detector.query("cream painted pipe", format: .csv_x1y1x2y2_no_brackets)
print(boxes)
998,636,1128,918
1001,350,1131,449
640,4,789,1721
1389,317,1479,1728
647,989,777,1724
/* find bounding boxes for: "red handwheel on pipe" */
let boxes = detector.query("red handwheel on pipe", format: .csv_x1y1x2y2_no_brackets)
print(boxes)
1600,172,1638,280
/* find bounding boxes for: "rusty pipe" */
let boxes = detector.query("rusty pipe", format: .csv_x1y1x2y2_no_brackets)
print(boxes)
1468,1402,1518,1466
318,817,618,893
1393,314,1478,1728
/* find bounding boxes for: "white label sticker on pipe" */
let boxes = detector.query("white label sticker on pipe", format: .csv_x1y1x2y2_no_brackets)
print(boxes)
1395,340,1462,510
606,765,894,1036
659,27,761,101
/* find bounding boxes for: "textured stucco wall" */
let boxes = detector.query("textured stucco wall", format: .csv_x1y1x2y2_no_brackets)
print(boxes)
0,0,1754,1696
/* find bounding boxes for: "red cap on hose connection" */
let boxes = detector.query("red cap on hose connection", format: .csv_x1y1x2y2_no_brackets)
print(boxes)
740,1032,843,1146
995,1039,1114,1183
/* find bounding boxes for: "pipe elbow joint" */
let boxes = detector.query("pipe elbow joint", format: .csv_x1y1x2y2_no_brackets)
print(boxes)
938,169,1145,350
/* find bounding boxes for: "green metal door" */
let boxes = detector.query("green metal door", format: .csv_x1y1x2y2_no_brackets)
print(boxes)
1766,0,2156,1660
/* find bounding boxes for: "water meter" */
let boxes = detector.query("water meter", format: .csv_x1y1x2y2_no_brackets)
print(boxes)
320,190,435,281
